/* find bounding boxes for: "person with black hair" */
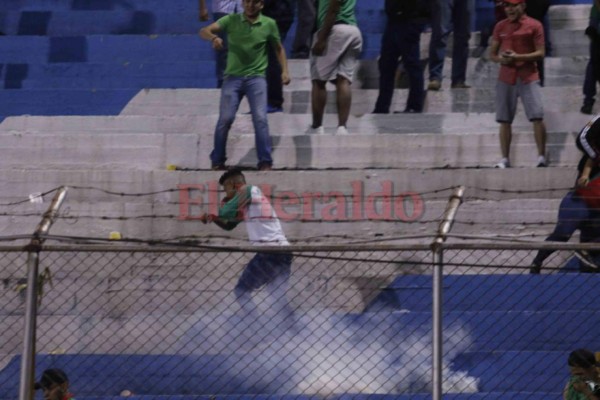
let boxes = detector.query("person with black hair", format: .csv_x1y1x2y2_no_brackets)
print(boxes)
199,168,293,316
35,369,74,400
564,349,600,400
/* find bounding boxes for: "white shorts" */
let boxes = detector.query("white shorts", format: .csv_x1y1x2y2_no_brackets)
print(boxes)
310,24,363,83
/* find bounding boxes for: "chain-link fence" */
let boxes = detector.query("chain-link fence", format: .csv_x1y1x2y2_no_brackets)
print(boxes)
2,242,600,399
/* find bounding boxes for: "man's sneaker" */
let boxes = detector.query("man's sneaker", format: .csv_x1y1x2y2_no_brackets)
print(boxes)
575,250,600,271
305,125,325,135
211,164,228,171
451,81,471,89
335,126,349,135
494,158,510,169
536,156,547,168
581,104,593,115
427,80,441,91
530,264,541,274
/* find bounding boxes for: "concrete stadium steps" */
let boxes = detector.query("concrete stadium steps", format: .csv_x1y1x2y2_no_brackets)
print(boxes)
0,44,588,91
4,110,591,137
0,129,582,170
0,112,589,169
119,85,590,115
549,4,593,30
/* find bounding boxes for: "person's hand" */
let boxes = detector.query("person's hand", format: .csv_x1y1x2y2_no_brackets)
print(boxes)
578,176,590,187
500,50,516,65
199,8,209,21
311,39,327,56
199,213,209,224
281,72,291,85
211,37,224,50
199,213,218,223
572,379,595,398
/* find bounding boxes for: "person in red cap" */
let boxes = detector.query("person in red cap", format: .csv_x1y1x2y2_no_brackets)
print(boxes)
35,368,74,400
489,0,547,169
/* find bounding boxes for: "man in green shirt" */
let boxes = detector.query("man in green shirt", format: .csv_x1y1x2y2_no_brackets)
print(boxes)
307,0,362,135
200,0,290,171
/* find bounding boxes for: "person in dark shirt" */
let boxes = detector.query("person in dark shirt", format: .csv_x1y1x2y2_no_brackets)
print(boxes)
373,0,432,114
263,0,296,112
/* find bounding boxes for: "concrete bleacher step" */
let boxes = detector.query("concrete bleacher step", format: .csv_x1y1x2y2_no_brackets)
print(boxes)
0,128,584,170
549,4,593,30
118,86,590,116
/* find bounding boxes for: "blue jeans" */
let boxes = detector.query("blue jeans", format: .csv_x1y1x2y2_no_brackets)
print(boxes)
234,252,293,315
532,191,600,267
428,0,474,84
210,76,273,168
374,20,425,113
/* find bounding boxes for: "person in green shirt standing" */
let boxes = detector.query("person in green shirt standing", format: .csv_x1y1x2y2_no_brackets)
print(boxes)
200,0,291,171
307,0,362,135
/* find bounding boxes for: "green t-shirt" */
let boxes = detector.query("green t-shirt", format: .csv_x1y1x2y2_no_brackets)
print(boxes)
217,13,280,78
218,185,252,228
316,0,357,29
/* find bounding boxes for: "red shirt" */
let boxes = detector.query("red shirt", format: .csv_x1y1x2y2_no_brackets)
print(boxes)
492,14,545,85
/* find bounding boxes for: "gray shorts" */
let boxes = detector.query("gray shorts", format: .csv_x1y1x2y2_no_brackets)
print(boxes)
495,79,544,123
310,24,363,83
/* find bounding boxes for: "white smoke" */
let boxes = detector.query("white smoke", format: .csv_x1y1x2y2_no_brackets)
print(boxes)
178,299,479,395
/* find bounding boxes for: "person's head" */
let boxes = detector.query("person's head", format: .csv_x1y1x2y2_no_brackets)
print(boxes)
219,168,246,198
35,369,69,400
242,0,264,19
568,349,599,381
503,0,525,21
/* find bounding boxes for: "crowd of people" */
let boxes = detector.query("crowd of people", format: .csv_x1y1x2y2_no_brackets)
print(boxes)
196,1,600,273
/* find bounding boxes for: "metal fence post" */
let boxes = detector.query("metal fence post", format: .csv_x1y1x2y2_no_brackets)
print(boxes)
431,186,465,400
19,187,68,400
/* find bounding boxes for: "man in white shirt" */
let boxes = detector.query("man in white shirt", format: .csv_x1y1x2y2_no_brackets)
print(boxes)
200,168,293,316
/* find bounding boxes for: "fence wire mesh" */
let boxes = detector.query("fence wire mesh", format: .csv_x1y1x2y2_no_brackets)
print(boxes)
1,243,599,399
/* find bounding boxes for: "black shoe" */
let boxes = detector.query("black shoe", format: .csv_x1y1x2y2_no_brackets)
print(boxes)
581,104,593,115
530,264,541,274
575,250,600,272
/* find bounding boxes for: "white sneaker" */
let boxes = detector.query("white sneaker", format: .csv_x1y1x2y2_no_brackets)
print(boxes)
536,155,547,168
335,126,349,135
306,125,325,135
494,158,510,169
